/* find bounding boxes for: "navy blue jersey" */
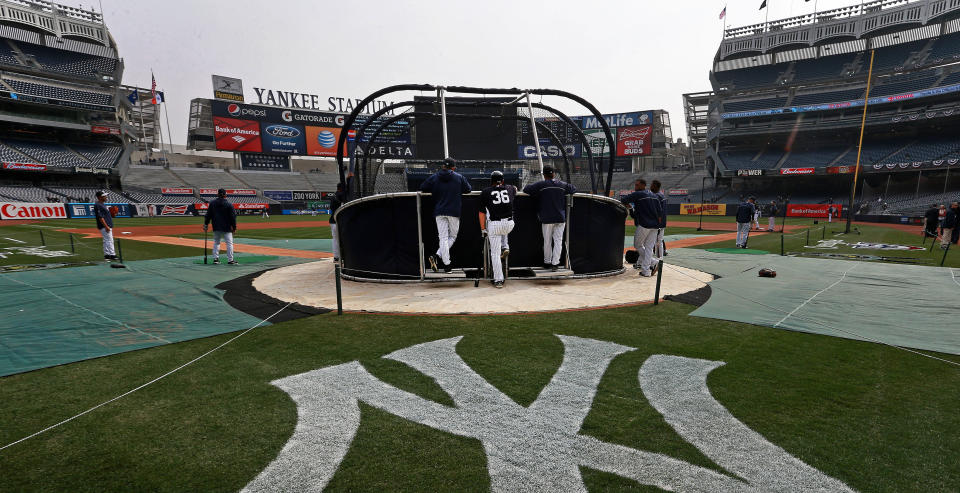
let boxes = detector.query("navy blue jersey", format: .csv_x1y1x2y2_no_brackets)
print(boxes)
94,202,113,229
480,184,516,221
420,168,472,217
522,179,576,223
736,202,756,223
204,197,236,232
621,189,662,229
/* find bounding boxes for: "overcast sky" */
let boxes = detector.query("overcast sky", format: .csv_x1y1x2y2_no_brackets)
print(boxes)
71,0,862,146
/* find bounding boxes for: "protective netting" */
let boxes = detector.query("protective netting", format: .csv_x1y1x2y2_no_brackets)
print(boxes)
340,86,617,198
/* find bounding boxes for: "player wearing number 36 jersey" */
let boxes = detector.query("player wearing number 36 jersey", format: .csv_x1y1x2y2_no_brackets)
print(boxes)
479,171,516,288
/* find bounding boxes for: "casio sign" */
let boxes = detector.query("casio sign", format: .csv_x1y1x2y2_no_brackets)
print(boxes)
265,125,301,138
522,145,576,158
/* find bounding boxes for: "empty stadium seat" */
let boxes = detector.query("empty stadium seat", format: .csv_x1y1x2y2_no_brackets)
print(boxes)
869,73,939,97
3,139,90,168
791,88,864,106
792,53,856,82
714,64,784,90
15,41,117,78
724,97,787,112
3,78,112,106
925,33,960,63
68,143,122,168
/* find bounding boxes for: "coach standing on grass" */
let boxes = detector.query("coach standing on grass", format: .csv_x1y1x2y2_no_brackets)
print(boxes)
524,165,577,271
94,191,115,261
766,201,778,231
620,178,662,277
420,157,471,273
203,188,237,265
735,196,756,248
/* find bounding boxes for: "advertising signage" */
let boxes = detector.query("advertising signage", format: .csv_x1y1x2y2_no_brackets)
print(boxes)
210,100,345,128
240,153,290,171
305,126,342,157
583,128,616,158
616,125,652,157
214,116,262,152
260,123,306,154
579,111,653,129
517,143,581,160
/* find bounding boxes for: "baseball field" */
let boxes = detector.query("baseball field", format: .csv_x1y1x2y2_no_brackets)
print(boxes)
0,214,957,492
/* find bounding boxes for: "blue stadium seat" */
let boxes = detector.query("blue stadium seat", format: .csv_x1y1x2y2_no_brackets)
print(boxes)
714,64,784,90
925,33,960,63
3,78,112,106
724,97,787,112
868,40,926,72
792,53,856,82
15,41,117,78
869,73,938,97
791,88,864,106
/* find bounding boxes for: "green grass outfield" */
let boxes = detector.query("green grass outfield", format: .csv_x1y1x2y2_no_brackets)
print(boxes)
0,302,956,492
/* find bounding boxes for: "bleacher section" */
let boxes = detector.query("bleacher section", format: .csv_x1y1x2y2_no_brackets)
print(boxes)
724,97,787,112
869,72,939,97
879,136,960,164
125,191,196,204
792,88,863,106
231,170,313,191
0,185,59,202
3,77,112,106
779,146,850,169
122,166,186,189
68,143,121,168
869,40,926,72
0,142,36,163
925,32,960,63
167,167,247,189
834,141,907,166
3,139,87,167
792,54,856,81
15,42,117,78
46,186,130,203
714,64,783,90
0,42,18,66
304,172,341,191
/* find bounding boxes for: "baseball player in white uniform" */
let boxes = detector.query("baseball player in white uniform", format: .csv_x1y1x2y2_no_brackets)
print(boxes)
479,171,516,288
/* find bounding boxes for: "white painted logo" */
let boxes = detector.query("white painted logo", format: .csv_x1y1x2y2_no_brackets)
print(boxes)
244,336,853,492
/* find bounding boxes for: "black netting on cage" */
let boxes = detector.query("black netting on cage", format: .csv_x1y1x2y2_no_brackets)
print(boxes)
336,85,616,199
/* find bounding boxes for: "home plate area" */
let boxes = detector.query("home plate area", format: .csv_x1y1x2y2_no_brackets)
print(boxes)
252,259,714,314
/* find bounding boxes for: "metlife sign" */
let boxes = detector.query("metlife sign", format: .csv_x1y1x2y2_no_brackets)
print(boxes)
579,111,653,130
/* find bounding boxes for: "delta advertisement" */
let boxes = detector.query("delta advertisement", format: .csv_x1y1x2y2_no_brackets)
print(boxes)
66,203,132,219
787,204,843,218
0,202,67,220
679,204,727,216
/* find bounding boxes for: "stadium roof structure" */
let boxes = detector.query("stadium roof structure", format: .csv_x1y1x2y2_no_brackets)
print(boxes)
718,0,958,62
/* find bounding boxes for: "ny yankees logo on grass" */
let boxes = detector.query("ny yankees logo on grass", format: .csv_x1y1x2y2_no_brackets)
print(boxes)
244,336,854,492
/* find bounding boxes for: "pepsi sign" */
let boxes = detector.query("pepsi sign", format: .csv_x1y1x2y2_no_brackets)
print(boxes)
260,122,305,154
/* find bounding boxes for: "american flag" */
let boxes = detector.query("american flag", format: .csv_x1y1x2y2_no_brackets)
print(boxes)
150,72,164,104
719,6,726,19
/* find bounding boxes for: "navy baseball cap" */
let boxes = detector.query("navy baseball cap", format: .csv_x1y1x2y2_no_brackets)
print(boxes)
542,166,554,175
218,188,226,195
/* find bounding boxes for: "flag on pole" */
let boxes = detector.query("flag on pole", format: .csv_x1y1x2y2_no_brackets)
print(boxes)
719,6,726,19
127,89,138,105
152,91,165,104
150,72,164,104
759,0,767,9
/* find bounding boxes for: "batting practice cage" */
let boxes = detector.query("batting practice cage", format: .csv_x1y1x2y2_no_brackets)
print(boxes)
334,84,627,282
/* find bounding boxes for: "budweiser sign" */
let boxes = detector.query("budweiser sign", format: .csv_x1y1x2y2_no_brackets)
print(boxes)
2,162,46,171
161,187,194,194
780,167,815,175
0,202,67,220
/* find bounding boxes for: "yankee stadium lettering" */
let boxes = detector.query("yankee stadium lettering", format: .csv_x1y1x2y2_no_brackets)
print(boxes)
244,335,853,492
252,87,397,115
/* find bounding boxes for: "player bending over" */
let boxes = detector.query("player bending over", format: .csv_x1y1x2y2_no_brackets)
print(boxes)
420,157,471,273
479,171,516,288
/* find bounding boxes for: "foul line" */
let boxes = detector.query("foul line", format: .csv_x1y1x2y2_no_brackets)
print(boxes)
1,275,172,345
4,237,25,244
0,301,293,453
773,263,858,328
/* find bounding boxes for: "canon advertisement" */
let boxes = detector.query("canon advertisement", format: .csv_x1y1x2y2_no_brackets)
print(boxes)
0,202,67,220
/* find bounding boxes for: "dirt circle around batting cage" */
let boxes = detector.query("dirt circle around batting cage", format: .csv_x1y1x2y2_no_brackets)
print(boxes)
252,260,715,315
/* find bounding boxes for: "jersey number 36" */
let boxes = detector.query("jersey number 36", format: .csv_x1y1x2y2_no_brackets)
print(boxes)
491,190,511,204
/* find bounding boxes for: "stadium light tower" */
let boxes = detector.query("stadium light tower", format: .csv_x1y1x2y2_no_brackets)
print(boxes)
846,49,875,234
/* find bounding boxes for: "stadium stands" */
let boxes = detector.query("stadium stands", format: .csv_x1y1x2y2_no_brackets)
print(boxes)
792,88,864,106
925,33,960,62
16,42,117,78
122,165,187,189
68,143,121,168
230,170,314,191
0,185,60,202
3,139,88,167
724,97,787,112
303,172,341,191
779,145,851,169
869,72,939,97
3,77,112,106
0,142,37,163
167,167,248,189
124,191,196,204
714,64,784,90
46,186,130,203
868,40,926,72
0,41,19,67
792,53,856,82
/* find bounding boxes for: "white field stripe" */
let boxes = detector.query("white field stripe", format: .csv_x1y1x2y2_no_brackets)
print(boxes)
773,263,858,328
0,301,293,453
4,237,25,243
1,275,171,344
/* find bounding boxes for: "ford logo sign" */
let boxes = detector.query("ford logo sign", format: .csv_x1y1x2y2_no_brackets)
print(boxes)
265,125,301,138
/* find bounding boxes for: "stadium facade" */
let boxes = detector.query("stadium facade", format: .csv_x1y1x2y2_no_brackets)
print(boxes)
707,0,960,214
